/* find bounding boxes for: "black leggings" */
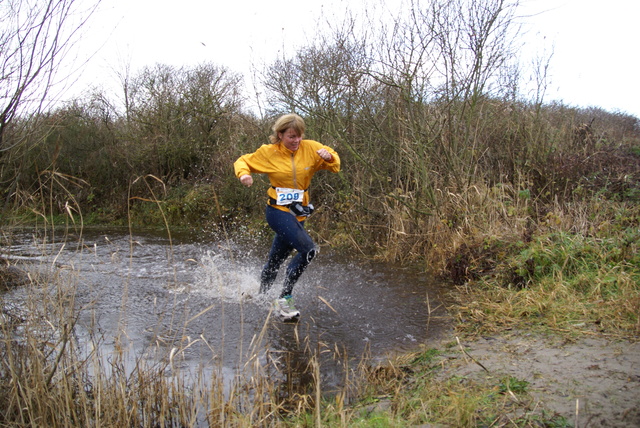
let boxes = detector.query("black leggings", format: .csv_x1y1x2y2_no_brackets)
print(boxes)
260,205,318,298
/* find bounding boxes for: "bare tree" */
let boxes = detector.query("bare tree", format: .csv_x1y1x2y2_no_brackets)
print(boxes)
125,63,245,182
0,0,98,151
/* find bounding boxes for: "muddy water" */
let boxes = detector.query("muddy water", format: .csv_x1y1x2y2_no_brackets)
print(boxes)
3,227,452,394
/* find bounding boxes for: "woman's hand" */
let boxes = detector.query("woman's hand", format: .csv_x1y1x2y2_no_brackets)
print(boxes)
317,149,333,161
240,174,253,187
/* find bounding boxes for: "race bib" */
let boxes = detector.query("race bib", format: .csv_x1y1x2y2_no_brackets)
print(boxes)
275,187,304,205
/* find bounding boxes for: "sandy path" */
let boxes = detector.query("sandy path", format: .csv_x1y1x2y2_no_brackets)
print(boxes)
434,332,640,427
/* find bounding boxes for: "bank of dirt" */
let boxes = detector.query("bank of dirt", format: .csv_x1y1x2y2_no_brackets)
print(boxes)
432,331,640,427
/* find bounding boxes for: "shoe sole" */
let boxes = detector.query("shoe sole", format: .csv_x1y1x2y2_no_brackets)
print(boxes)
279,312,300,322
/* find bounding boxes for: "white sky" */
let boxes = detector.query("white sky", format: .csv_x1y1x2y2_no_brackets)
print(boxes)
68,0,640,118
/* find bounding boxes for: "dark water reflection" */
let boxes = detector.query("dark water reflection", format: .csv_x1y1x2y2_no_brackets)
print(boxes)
2,227,453,395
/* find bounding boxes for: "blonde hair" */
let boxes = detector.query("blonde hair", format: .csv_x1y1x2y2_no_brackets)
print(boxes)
269,113,306,144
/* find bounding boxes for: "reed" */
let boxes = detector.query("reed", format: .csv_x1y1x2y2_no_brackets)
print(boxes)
0,219,388,427
450,196,640,337
1,0,639,424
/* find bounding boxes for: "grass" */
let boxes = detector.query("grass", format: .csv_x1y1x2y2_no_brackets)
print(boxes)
1,127,639,426
0,234,506,427
0,279,318,426
348,354,529,427
2,190,638,426
450,198,640,338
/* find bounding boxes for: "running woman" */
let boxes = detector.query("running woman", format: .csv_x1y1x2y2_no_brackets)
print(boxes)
234,113,341,320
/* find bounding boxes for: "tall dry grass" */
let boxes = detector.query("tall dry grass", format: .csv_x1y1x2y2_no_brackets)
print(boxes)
0,223,385,427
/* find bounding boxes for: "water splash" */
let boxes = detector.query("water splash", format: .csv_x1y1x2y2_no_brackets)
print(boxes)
192,249,271,306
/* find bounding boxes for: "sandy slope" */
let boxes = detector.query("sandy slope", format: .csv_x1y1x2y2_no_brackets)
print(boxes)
433,332,640,427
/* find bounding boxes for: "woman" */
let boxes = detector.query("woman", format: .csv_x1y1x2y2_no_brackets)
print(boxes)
234,114,340,320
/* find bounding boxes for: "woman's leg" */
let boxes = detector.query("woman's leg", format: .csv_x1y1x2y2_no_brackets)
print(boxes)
260,233,293,293
280,246,317,297
262,206,317,297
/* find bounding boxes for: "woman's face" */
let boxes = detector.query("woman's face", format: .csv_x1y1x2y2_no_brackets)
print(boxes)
279,128,302,151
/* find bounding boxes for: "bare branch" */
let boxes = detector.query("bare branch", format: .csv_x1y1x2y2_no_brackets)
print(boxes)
0,0,100,150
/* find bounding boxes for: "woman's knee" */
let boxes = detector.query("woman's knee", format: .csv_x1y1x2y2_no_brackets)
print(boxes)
304,246,319,263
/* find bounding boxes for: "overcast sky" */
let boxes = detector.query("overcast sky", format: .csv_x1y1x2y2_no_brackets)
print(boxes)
69,0,640,117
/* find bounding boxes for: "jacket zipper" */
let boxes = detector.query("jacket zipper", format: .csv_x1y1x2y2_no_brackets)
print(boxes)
290,153,298,188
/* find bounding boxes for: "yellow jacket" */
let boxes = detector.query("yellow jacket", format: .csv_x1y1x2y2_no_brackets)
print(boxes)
234,140,340,214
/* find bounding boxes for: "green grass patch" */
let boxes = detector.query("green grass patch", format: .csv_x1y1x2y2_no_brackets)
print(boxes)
454,223,640,336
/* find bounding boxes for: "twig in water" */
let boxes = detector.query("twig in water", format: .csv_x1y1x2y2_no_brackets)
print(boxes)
318,295,338,314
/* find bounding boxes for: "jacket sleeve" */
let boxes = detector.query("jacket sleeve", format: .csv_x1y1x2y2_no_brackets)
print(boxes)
234,145,270,177
320,145,341,173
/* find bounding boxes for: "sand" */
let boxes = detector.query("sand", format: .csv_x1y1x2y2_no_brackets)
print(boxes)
434,332,640,427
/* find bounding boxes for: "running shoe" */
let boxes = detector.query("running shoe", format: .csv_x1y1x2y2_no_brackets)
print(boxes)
276,296,300,320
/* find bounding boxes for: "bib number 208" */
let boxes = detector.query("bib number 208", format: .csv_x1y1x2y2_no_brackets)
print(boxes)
275,187,304,205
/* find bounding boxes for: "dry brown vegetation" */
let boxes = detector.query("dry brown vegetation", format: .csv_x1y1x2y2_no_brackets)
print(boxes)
1,0,639,425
